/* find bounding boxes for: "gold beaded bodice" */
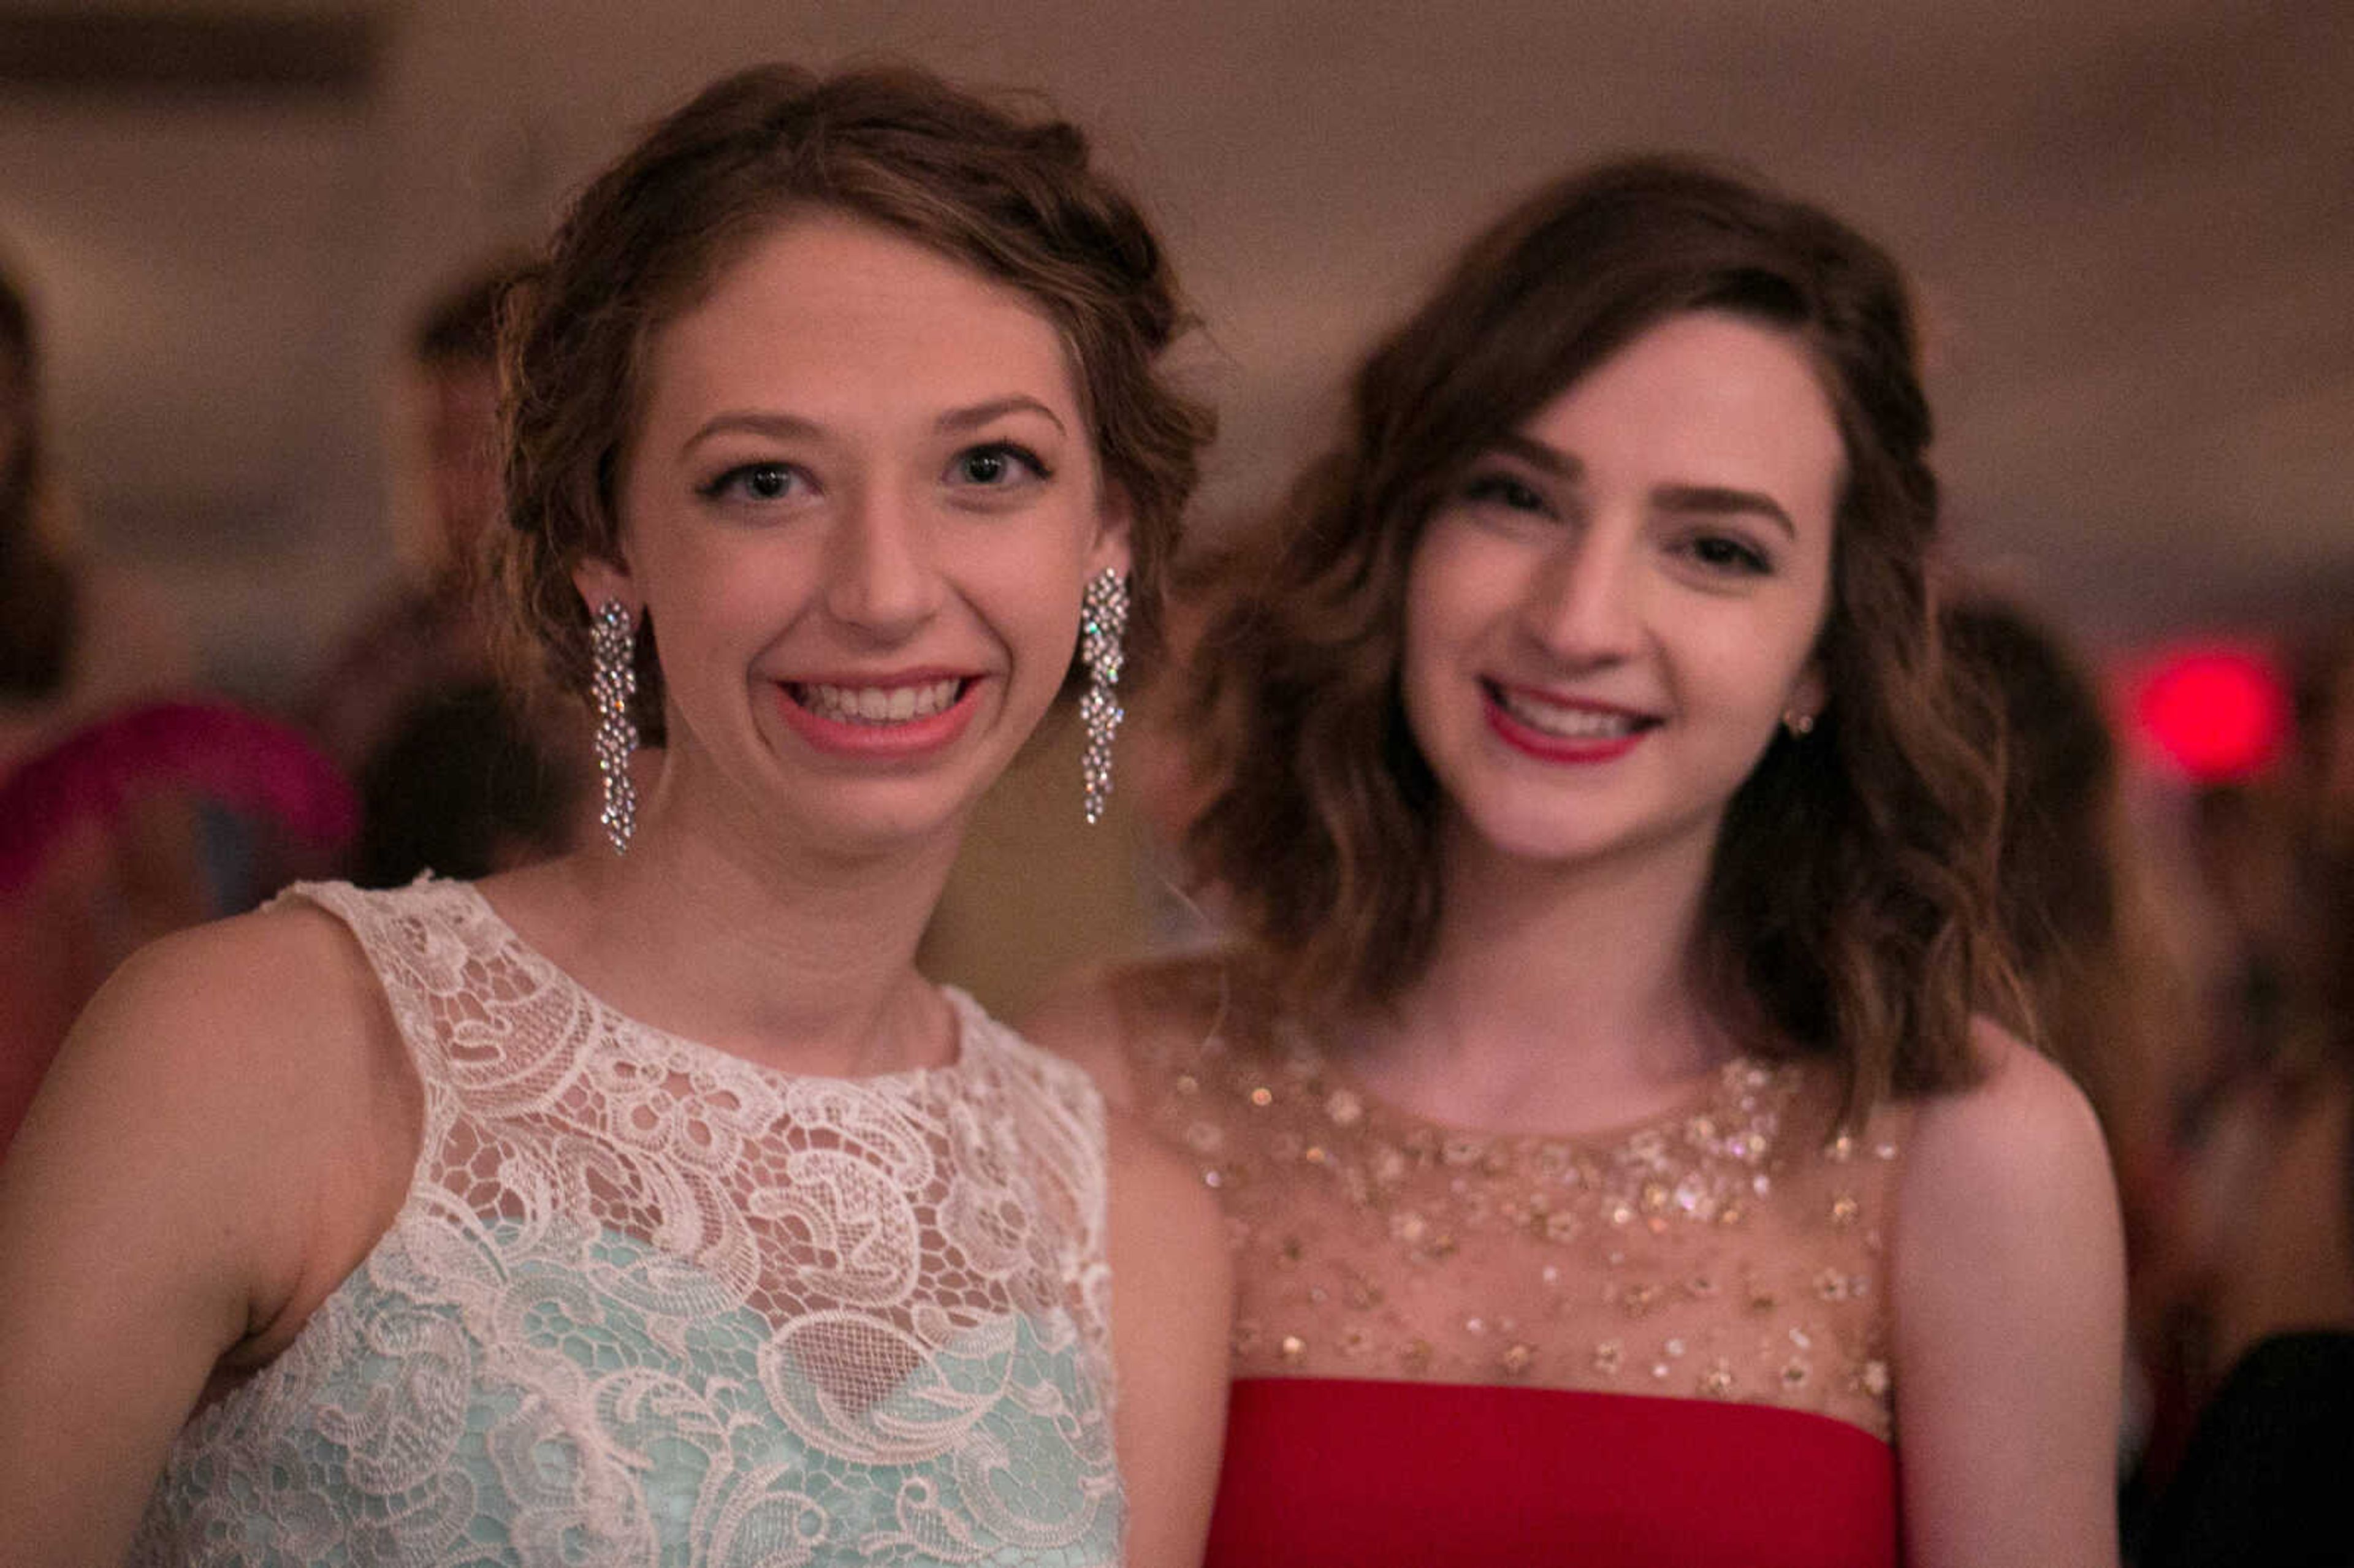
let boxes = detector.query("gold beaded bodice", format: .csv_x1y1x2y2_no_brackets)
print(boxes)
1113,957,1910,1442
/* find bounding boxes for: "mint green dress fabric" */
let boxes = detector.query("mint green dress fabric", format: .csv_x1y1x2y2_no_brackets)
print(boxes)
132,879,1122,1566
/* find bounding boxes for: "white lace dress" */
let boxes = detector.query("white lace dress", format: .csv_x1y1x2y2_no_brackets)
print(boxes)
132,878,1124,1567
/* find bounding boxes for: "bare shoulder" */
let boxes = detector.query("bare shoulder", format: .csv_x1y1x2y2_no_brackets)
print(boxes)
1888,1020,2126,1564
13,895,421,1328
0,899,420,1561
53,899,390,1103
1023,949,1244,1114
1900,1019,2116,1229
1101,1101,1228,1416
1102,1101,1232,1567
1105,1103,1222,1253
1023,963,1146,1109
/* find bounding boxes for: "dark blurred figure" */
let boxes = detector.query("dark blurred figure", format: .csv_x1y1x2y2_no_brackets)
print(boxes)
2139,865,2353,1566
0,257,193,768
0,259,353,1149
351,679,571,888
2132,617,2354,1567
306,257,516,766
0,257,76,723
305,256,585,885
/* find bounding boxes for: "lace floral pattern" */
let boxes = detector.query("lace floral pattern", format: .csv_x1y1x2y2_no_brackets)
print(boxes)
134,879,1121,1567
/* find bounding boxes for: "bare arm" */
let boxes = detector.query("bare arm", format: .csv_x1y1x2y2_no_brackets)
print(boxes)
1105,1109,1231,1568
0,907,415,1565
1891,1024,2125,1568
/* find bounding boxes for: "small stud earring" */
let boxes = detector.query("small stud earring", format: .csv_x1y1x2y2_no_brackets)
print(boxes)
589,599,640,856
1782,709,1816,737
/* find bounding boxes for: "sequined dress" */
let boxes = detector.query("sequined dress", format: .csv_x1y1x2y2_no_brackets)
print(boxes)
1111,957,1910,1568
133,878,1124,1567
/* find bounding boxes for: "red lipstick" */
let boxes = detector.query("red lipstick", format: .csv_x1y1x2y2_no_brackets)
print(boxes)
1480,682,1653,764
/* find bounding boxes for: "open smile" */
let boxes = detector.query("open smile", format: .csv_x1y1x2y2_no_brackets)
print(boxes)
1481,680,1660,761
788,677,966,725
775,673,984,757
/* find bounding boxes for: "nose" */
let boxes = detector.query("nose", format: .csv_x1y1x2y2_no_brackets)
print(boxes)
1522,522,1644,667
821,484,942,641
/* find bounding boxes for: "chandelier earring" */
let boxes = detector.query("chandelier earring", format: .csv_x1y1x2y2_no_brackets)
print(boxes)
588,599,641,856
1078,568,1129,825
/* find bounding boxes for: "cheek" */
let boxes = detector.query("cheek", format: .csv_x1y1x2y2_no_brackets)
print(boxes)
1401,532,1483,672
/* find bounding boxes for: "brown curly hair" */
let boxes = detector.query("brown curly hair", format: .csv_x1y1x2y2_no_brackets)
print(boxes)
1186,156,2012,1117
493,63,1214,743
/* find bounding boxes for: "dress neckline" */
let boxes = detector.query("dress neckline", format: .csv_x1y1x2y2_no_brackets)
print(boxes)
448,877,984,1090
1257,1014,1791,1156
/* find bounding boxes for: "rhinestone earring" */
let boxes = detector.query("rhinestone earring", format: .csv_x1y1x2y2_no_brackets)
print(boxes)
1078,568,1129,825
588,599,640,856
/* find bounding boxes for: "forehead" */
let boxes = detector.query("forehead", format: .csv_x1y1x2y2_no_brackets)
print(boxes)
636,212,1084,431
1530,312,1841,470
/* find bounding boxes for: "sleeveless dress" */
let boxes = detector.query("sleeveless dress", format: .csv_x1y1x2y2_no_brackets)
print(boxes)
133,878,1125,1567
1112,956,1910,1568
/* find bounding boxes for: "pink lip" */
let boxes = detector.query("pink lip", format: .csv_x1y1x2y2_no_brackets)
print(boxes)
773,671,985,760
1480,680,1655,764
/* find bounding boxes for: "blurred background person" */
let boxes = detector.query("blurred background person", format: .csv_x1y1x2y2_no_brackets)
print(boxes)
305,256,519,770
0,255,352,1149
2128,614,2354,1566
1939,595,2202,1494
304,255,587,886
0,256,193,769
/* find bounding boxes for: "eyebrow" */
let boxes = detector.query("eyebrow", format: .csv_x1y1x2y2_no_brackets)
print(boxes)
680,410,823,456
1652,484,1798,540
1486,435,1799,540
1490,432,1583,480
682,396,1068,458
937,396,1067,438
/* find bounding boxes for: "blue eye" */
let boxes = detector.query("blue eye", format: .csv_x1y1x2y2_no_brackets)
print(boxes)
949,441,1049,487
699,461,802,503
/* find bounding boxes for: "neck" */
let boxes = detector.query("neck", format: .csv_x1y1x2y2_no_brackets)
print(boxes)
1350,812,1731,1135
492,754,970,1078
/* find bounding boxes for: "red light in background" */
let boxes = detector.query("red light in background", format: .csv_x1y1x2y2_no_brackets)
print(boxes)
2127,645,2290,783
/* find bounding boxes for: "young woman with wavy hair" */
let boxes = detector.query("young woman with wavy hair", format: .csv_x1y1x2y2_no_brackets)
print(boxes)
1033,158,2122,1566
0,64,1229,1566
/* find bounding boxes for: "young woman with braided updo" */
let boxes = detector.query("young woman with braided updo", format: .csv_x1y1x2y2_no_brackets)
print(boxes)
0,64,1228,1566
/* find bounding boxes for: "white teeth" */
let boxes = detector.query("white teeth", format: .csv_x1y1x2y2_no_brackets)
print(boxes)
1495,687,1644,739
798,679,962,725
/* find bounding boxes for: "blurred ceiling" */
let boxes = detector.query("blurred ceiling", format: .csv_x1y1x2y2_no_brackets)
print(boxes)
1,0,2348,691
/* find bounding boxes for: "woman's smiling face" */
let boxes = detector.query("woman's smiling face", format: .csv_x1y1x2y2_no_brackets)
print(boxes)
577,210,1129,856
1400,309,1842,875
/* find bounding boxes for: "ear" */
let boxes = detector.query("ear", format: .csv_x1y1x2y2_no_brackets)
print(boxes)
1087,485,1135,580
571,553,634,618
1786,658,1827,727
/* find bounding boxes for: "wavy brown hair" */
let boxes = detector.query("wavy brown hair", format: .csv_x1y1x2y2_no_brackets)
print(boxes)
494,63,1213,743
1186,156,2012,1116
1943,597,2185,1138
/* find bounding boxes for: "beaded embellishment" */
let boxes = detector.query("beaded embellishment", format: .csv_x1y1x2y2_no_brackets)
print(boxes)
1128,975,1906,1442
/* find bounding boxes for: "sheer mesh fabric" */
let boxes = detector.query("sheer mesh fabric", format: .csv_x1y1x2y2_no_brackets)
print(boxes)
134,878,1122,1567
1112,955,1908,1442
